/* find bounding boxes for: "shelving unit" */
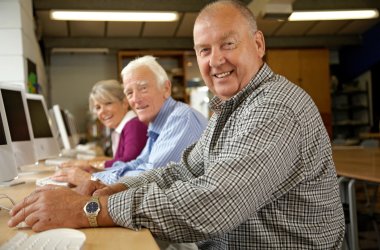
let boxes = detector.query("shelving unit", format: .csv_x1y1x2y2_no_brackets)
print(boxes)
332,79,371,143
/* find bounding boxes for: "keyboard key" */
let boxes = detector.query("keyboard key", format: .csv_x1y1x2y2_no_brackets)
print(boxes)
0,228,86,250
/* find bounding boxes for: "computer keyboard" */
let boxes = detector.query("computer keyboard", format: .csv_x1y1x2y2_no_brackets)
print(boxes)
44,157,72,167
0,228,86,250
35,176,69,187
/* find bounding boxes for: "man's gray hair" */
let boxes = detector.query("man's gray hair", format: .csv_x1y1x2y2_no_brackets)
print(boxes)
120,55,169,87
197,0,257,34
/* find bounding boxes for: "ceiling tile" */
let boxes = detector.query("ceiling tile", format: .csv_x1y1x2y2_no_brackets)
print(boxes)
142,22,179,37
256,18,283,36
107,22,142,37
338,19,380,35
274,21,317,36
33,0,380,49
36,11,68,37
307,20,349,35
176,13,197,37
70,21,105,37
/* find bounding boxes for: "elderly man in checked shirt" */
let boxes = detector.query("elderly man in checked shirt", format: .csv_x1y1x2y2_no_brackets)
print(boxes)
9,0,345,249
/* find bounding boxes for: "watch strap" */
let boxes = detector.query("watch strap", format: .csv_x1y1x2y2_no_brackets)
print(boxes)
85,196,100,227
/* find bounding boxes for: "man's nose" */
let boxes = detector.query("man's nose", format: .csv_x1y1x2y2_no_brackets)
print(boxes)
209,49,225,67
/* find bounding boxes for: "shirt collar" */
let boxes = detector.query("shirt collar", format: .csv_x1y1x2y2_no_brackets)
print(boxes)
148,97,176,135
210,63,273,113
115,110,136,134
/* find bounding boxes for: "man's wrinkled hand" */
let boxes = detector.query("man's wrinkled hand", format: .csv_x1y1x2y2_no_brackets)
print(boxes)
93,183,128,196
75,180,108,196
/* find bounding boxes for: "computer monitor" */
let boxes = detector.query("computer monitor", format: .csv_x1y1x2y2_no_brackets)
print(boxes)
26,93,60,160
52,104,73,150
0,96,19,183
0,83,36,167
64,109,80,146
48,108,62,148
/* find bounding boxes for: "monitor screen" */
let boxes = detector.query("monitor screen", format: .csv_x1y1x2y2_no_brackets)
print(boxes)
26,94,60,161
52,104,71,150
0,94,19,183
0,113,7,145
61,109,72,136
27,99,53,138
1,89,30,142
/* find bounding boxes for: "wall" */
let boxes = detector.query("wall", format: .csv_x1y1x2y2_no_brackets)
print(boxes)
339,22,380,83
0,0,46,91
48,52,118,134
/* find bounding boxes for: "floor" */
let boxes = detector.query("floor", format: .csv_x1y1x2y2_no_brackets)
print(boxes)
355,184,380,250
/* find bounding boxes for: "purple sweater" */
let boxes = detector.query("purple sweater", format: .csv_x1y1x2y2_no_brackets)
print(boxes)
104,117,148,168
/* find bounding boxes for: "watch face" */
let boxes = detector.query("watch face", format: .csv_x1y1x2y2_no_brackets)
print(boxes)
86,201,99,213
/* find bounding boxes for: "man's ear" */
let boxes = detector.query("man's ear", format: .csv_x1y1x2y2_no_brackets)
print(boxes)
163,80,172,99
254,30,266,59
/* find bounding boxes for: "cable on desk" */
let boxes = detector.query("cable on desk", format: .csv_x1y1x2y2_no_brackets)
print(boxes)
0,193,15,212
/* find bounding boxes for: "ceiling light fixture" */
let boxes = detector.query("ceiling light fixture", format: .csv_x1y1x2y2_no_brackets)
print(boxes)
289,9,379,21
51,48,109,54
50,10,179,22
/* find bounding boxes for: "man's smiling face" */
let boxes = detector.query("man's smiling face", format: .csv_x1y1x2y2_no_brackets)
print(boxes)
193,4,265,100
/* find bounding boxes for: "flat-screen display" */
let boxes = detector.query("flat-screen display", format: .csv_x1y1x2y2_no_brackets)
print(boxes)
61,109,72,136
0,90,19,182
27,99,53,138
0,113,6,145
0,84,36,167
26,94,60,161
52,104,71,150
1,89,30,142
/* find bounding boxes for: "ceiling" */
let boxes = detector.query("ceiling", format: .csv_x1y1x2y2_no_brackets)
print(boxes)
32,0,380,53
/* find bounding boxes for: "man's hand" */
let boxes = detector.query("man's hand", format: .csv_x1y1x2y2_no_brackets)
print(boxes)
93,183,128,196
75,180,108,196
60,160,98,173
52,167,91,186
74,181,127,196
8,187,89,232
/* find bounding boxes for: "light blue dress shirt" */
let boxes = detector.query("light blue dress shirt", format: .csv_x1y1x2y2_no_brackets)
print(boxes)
93,97,208,184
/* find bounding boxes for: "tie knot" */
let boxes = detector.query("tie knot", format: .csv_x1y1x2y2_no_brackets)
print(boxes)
148,131,159,142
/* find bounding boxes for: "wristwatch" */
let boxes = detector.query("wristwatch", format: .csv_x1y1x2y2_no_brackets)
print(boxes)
83,196,101,227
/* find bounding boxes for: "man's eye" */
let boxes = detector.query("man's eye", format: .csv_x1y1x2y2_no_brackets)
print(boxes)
199,48,210,56
224,42,236,49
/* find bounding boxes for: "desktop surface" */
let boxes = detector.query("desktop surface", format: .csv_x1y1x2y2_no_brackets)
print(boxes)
0,164,159,250
333,146,380,183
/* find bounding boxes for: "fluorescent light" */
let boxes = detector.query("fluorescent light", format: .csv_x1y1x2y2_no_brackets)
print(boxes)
50,10,179,22
51,48,109,54
289,9,379,21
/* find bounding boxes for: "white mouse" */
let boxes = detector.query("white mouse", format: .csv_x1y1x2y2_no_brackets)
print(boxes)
16,221,30,229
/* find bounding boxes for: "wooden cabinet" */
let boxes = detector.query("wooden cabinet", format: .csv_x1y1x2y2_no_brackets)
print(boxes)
118,50,193,103
266,48,332,137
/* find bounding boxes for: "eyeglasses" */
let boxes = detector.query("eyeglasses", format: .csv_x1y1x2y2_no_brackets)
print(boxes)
0,193,15,212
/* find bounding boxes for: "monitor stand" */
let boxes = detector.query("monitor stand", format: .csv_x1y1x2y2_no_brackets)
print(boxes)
0,178,25,187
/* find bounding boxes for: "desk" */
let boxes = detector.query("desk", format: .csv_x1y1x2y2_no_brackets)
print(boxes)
333,147,380,250
359,133,380,140
333,147,380,183
0,165,159,250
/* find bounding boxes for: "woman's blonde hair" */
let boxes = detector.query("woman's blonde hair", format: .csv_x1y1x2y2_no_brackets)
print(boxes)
89,79,126,113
